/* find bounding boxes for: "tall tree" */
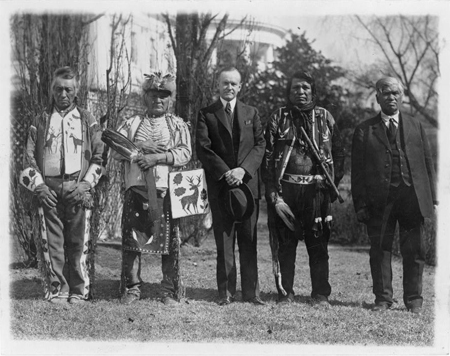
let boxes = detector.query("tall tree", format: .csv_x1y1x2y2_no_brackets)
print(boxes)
355,15,439,127
91,14,133,249
163,12,250,247
245,30,373,169
246,31,349,123
163,13,228,141
10,13,93,266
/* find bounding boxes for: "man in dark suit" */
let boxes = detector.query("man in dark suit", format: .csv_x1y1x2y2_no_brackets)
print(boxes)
351,77,437,314
196,67,266,306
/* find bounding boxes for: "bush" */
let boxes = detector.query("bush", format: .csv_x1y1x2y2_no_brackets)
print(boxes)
330,177,368,245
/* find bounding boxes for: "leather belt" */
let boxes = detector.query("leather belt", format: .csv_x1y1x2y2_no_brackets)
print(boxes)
281,173,323,185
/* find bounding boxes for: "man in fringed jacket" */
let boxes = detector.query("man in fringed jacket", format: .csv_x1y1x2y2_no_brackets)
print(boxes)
21,66,104,304
263,71,345,306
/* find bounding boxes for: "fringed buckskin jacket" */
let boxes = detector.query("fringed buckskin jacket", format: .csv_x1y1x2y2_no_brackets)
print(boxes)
23,106,105,186
262,105,345,204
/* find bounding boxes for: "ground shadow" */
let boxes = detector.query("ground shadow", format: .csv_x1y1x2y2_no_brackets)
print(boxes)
271,293,363,308
10,278,43,300
183,288,282,304
184,286,217,302
93,281,168,302
329,299,361,307
91,278,121,301
362,301,375,310
341,246,370,254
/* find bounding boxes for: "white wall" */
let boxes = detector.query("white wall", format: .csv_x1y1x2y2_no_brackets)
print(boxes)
87,13,174,94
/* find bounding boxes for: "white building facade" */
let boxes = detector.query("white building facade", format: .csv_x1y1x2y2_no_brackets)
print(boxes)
86,13,287,95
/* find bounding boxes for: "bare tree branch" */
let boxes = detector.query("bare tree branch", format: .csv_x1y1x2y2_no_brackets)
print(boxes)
380,26,410,88
118,46,132,114
106,14,121,117
82,13,105,27
219,16,248,40
202,13,229,64
355,15,401,79
163,13,178,59
408,90,437,126
356,15,438,127
197,13,214,52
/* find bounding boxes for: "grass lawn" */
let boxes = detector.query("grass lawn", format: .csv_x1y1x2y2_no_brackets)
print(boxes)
8,208,438,351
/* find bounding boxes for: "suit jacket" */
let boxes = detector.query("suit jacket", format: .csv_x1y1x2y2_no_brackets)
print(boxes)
351,112,436,221
196,99,266,199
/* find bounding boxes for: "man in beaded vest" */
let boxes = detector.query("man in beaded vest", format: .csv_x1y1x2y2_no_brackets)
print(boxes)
21,66,105,304
262,71,345,306
111,72,191,306
351,77,437,314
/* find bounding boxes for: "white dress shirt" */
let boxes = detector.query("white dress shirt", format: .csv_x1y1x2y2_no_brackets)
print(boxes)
380,111,399,129
220,97,237,116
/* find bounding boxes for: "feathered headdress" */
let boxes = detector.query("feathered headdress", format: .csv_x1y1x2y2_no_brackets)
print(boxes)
142,71,176,98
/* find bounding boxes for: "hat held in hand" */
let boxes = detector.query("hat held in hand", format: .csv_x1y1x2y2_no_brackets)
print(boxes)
219,183,255,222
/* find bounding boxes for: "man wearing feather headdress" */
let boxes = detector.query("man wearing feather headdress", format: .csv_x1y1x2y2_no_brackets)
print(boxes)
21,66,105,304
110,72,191,306
262,71,345,305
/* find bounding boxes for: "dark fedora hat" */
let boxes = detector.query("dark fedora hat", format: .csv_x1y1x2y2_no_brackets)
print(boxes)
218,183,255,222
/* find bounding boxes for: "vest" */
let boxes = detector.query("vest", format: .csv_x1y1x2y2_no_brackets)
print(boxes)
386,122,412,187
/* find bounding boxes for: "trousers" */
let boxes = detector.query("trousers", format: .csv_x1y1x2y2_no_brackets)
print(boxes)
210,197,261,300
42,177,91,299
366,183,425,308
276,182,331,300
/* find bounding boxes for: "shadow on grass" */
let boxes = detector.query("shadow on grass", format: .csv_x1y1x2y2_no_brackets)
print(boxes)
92,279,121,301
183,288,282,304
10,278,43,300
340,246,370,254
329,299,361,307
93,281,168,302
292,294,361,308
10,276,363,309
185,286,217,302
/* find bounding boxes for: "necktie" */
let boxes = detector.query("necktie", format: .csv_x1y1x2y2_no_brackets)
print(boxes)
225,102,232,116
225,102,233,127
387,118,397,140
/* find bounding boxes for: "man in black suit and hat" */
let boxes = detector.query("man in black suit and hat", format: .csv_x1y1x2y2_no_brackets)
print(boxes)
351,76,437,314
196,67,266,306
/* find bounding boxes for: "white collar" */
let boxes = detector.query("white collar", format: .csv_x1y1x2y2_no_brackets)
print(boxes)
220,97,237,112
380,111,399,127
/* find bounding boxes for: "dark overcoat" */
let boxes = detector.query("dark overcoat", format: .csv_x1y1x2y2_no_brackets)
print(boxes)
351,112,436,222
